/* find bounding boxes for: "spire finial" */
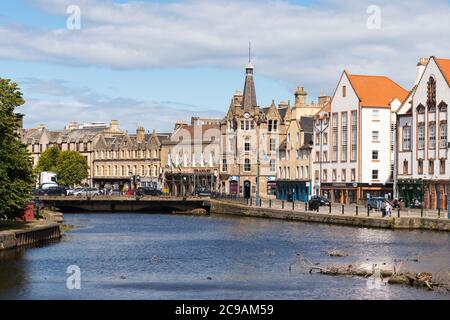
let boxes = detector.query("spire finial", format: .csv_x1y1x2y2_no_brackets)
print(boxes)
249,41,251,64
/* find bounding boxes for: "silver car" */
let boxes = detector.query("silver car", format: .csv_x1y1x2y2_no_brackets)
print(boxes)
75,187,100,197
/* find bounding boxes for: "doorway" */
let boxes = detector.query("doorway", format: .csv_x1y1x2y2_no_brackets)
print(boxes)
244,181,251,199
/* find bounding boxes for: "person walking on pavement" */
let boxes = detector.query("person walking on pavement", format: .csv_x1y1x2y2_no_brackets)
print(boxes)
385,201,392,217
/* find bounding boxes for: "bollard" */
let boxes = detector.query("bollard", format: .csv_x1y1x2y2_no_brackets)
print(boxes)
438,208,441,219
329,204,331,214
421,207,424,218
250,198,252,206
342,205,344,215
356,206,358,216
246,198,249,206
282,200,284,209
305,202,308,211
397,208,400,218
292,200,295,211
269,199,272,208
367,206,370,217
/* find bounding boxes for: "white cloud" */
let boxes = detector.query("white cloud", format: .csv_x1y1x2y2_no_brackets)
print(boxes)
18,77,223,131
0,0,446,87
3,0,450,127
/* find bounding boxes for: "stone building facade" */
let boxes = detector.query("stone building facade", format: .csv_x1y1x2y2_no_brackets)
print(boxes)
161,121,221,196
92,127,170,190
219,63,287,199
22,122,115,186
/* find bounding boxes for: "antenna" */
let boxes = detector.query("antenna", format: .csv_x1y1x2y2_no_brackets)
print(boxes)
248,41,251,63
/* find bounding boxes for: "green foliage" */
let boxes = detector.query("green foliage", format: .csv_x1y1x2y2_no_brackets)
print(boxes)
55,151,89,187
0,78,34,218
35,146,61,173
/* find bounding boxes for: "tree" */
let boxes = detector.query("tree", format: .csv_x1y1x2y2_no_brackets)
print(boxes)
55,151,89,187
0,78,34,218
35,146,61,173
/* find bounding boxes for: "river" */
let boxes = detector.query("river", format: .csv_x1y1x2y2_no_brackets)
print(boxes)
0,213,449,300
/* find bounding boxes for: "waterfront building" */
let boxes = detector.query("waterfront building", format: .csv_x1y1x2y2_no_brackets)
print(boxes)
22,121,114,186
312,71,408,204
219,63,288,199
276,115,314,201
275,86,325,201
161,120,220,196
397,56,450,210
92,127,170,190
22,120,169,189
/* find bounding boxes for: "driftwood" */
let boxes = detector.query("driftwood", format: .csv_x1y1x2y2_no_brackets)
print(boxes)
327,248,349,257
292,254,449,292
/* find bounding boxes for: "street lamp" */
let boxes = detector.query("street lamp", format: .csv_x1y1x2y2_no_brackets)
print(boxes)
314,112,330,197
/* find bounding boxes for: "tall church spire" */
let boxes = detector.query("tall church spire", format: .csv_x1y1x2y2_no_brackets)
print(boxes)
242,42,257,110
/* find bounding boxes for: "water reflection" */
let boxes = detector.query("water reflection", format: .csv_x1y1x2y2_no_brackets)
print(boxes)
0,213,449,300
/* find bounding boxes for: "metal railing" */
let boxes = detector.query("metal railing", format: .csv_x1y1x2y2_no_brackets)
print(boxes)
212,194,449,220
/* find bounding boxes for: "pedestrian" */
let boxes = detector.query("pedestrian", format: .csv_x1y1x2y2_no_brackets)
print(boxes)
385,201,392,217
380,200,386,217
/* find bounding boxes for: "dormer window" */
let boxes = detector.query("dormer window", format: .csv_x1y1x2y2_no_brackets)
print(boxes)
438,101,448,112
416,103,425,114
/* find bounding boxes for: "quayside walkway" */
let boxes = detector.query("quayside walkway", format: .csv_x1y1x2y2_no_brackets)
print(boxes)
210,196,450,232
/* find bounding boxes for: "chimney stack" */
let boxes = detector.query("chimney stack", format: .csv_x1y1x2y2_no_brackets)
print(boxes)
415,57,429,85
67,121,79,130
136,126,145,143
109,120,120,133
294,87,307,108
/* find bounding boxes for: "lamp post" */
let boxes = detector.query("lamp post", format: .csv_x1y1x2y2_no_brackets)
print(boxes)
314,113,330,197
393,111,399,200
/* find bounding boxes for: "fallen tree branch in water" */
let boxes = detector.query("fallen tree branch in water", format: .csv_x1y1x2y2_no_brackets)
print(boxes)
292,254,449,292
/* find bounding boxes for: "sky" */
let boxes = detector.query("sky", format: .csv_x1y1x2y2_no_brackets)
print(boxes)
0,0,449,132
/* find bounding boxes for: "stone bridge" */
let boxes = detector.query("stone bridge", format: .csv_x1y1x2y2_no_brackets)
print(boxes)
36,196,211,214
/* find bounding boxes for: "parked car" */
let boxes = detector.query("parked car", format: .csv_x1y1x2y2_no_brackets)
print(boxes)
309,195,331,207
195,187,211,197
110,189,123,196
75,187,100,197
42,186,68,196
136,187,162,197
367,197,385,211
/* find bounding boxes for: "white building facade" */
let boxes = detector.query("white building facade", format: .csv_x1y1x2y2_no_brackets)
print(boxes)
313,71,407,204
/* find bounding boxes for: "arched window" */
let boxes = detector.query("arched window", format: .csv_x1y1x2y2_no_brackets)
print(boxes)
438,101,448,112
416,103,425,114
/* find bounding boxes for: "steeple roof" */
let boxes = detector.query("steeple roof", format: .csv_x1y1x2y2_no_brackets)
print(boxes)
242,64,257,110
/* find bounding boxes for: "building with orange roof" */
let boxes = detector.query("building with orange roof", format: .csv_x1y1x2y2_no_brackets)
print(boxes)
312,70,408,204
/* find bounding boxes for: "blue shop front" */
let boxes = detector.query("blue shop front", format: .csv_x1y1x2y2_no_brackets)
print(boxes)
276,180,311,202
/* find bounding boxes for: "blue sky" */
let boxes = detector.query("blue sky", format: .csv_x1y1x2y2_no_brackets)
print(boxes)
0,0,449,131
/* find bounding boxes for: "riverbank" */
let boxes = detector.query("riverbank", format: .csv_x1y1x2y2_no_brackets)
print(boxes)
0,221,62,251
210,199,450,232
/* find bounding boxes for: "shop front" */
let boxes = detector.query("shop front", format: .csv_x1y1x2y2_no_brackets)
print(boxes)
267,176,277,197
276,180,311,202
320,183,358,204
398,179,424,207
93,177,132,191
423,180,448,210
165,169,216,197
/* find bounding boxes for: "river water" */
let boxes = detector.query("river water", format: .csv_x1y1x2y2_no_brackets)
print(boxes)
0,213,449,300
